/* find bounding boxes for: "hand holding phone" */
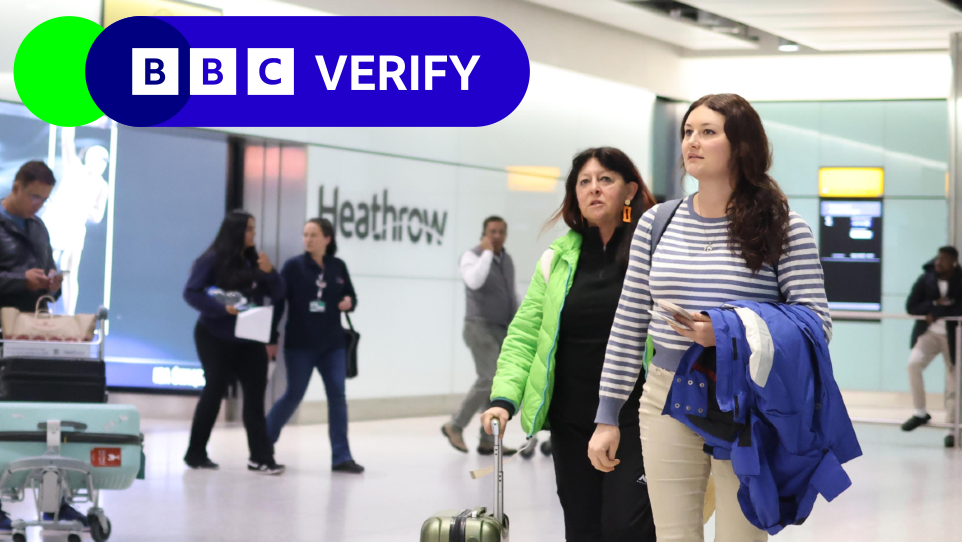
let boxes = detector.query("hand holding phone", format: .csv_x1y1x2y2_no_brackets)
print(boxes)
655,300,697,328
648,308,693,331
480,235,494,253
48,270,65,292
24,269,48,292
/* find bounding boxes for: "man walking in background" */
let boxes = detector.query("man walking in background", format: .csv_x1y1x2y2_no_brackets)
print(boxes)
443,216,518,455
902,246,962,447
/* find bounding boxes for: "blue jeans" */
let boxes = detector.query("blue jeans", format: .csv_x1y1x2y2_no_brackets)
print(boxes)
266,348,353,466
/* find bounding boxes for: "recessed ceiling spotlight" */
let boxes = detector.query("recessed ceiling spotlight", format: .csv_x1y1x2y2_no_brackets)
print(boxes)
778,38,800,52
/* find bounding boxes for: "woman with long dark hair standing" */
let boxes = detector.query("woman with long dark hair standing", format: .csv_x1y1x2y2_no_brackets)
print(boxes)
481,147,657,541
183,210,285,474
589,94,833,541
266,218,364,474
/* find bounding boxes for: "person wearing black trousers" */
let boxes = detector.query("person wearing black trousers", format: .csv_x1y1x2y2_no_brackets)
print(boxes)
482,147,657,541
183,210,285,474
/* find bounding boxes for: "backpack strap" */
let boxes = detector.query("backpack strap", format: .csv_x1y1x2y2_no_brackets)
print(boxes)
650,198,684,256
642,198,683,377
539,248,554,285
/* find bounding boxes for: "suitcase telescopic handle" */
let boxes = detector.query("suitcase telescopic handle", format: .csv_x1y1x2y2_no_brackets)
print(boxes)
37,421,87,431
490,419,504,526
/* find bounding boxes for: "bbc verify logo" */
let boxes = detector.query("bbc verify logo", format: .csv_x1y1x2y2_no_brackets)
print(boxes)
131,49,480,96
84,16,530,127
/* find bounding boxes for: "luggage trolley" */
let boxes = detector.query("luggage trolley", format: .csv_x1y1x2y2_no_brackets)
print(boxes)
0,307,108,403
0,307,144,542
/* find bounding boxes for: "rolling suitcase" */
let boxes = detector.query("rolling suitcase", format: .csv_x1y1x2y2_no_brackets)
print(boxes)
0,402,144,542
0,358,107,403
421,419,509,541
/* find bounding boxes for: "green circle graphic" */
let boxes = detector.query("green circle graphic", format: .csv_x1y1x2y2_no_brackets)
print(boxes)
14,16,104,127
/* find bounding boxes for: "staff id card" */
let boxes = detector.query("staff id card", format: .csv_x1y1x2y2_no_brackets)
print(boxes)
310,300,326,313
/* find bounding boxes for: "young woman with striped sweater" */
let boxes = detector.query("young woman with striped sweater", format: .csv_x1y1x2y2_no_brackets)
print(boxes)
587,94,833,541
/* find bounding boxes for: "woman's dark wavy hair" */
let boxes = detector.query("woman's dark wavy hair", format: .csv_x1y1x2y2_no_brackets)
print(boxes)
547,147,657,268
682,94,790,273
307,217,337,256
199,210,258,291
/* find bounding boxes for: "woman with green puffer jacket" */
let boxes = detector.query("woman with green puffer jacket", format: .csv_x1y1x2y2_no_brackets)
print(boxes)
480,147,657,542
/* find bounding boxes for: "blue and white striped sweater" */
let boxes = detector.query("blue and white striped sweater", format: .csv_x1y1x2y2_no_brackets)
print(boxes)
595,196,833,426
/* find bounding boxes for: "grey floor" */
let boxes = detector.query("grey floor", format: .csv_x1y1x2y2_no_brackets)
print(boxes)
6,414,962,541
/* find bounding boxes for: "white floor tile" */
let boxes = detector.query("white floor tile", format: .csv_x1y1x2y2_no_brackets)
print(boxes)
4,416,961,541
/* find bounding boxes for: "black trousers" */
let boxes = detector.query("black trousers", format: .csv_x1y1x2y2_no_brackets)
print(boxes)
550,419,657,542
186,322,274,464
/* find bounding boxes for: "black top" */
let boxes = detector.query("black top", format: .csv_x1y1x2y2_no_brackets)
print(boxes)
183,250,284,344
277,253,357,352
549,225,644,428
907,259,962,362
0,212,60,312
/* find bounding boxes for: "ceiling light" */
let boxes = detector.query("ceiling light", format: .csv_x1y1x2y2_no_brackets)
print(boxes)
778,38,800,52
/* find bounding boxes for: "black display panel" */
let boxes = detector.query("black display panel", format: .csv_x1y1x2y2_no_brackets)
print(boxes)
819,199,883,311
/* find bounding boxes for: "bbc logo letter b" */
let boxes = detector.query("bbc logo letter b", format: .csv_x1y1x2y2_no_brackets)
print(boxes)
132,48,179,96
190,48,237,96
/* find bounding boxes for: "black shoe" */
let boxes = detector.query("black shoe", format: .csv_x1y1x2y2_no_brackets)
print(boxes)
332,460,365,474
185,457,219,470
540,439,553,456
247,461,285,475
520,437,538,459
946,434,956,448
477,444,517,456
42,504,89,531
901,414,932,432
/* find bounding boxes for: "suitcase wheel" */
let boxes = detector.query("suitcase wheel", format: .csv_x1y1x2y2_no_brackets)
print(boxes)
89,514,112,542
541,440,553,456
520,437,538,459
12,533,25,542
68,535,81,542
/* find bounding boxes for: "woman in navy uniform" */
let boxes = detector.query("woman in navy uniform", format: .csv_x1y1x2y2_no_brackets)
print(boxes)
266,218,364,473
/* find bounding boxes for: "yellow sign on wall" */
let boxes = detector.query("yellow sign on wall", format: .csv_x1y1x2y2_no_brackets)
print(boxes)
818,167,884,198
507,166,561,193
103,0,222,27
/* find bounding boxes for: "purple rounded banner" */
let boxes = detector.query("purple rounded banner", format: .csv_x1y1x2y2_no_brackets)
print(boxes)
85,16,531,127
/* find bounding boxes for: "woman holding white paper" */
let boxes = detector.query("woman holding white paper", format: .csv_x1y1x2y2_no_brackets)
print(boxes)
183,210,285,475
266,218,363,474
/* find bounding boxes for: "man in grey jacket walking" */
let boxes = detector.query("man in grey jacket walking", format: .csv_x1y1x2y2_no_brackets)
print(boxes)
443,216,519,455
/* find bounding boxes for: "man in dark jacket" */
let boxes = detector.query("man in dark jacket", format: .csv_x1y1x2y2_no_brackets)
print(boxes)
902,246,962,447
0,161,62,312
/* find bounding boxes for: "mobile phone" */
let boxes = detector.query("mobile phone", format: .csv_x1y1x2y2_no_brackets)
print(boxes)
655,299,693,323
648,308,693,331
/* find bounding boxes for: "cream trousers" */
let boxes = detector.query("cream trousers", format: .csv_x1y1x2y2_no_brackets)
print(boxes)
639,365,768,542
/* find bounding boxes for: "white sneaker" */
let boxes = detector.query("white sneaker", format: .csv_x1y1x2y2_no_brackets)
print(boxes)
247,461,285,475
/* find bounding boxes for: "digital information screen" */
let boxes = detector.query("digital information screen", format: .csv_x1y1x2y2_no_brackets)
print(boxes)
0,101,224,393
819,200,883,311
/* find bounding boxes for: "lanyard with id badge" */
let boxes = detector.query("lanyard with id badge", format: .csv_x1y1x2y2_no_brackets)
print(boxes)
310,272,326,313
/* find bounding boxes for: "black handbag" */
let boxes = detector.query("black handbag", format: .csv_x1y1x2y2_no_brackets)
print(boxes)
344,313,360,379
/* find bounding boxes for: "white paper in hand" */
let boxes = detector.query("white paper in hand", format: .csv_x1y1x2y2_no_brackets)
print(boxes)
234,306,274,343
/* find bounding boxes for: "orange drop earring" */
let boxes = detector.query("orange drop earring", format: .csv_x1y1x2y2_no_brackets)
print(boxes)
622,199,632,223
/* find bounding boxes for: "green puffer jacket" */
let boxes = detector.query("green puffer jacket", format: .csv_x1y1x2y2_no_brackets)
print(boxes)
489,230,582,437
